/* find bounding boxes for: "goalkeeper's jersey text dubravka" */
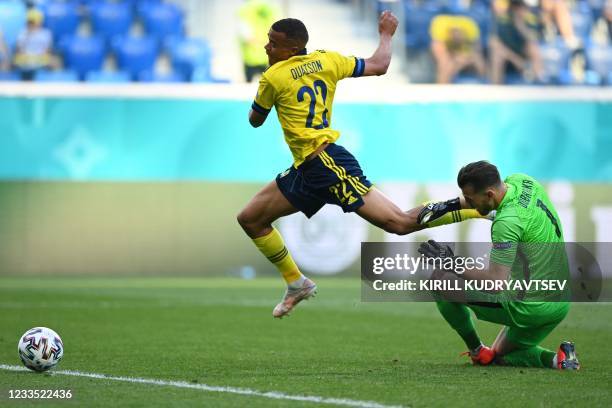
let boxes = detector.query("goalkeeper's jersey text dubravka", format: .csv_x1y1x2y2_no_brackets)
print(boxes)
490,173,570,302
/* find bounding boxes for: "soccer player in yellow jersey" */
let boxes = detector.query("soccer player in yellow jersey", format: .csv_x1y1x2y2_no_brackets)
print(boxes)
237,11,487,318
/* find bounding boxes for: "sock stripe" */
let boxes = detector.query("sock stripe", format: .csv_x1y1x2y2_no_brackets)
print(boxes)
267,247,288,263
268,248,288,263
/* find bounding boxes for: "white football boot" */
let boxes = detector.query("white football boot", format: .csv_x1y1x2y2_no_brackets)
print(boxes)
272,278,317,318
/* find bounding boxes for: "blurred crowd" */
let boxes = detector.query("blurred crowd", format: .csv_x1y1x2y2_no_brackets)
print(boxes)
1,0,610,85
0,0,215,83
401,0,612,85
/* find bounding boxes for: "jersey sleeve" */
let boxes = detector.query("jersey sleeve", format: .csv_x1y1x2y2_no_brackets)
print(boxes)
490,213,523,267
251,73,276,116
326,50,365,80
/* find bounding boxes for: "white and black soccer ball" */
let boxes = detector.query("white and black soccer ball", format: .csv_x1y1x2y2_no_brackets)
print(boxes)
18,327,64,372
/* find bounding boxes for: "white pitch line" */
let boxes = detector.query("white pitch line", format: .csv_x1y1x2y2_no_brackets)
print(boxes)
0,364,403,408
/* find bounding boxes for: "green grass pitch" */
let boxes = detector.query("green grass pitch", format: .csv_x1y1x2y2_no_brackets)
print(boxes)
1,277,611,407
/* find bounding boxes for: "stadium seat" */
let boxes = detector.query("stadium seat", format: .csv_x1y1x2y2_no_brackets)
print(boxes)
403,2,439,51
190,66,211,82
41,0,80,42
137,70,183,82
140,2,184,42
582,0,606,21
570,5,594,44
585,45,612,85
85,70,131,83
61,35,106,79
34,69,79,82
131,0,162,15
0,0,27,50
90,1,133,42
0,71,21,81
452,74,489,84
539,42,572,84
169,38,211,82
504,72,529,85
112,36,157,79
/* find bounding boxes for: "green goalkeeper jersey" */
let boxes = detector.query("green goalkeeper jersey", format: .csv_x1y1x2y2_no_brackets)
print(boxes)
490,173,570,304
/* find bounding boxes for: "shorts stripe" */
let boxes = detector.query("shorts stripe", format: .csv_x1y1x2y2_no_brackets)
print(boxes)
318,152,344,180
320,152,367,194
349,176,368,195
319,152,369,194
319,152,344,178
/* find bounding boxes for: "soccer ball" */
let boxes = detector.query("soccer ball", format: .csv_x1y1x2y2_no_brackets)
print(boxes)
18,327,64,372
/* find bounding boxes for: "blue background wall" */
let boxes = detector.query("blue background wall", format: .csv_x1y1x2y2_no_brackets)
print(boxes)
1,97,611,182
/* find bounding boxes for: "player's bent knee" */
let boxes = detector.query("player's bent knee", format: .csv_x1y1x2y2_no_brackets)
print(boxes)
236,209,254,231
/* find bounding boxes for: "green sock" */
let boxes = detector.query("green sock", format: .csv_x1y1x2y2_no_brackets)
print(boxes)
540,349,556,368
501,346,555,368
436,301,482,350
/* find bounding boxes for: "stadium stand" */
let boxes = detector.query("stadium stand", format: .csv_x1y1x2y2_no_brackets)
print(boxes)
85,69,131,82
539,41,573,84
0,0,27,50
137,69,182,82
112,35,157,79
397,0,612,85
0,0,215,83
34,68,78,81
60,35,105,79
90,1,133,43
40,0,79,42
168,37,211,81
140,2,184,43
0,70,20,80
585,43,612,84
0,0,609,84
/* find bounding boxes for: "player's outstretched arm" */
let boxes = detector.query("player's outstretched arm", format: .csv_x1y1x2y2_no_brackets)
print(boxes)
362,10,398,76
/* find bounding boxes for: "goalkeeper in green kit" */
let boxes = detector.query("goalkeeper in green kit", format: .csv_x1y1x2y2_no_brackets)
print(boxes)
419,161,580,370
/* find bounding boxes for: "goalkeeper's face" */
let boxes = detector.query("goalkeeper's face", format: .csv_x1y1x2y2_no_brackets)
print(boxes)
461,185,496,216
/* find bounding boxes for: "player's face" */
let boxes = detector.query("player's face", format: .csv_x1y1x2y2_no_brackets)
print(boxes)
264,30,298,66
461,185,496,216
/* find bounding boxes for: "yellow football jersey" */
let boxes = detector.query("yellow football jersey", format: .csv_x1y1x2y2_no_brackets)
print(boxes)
252,50,365,167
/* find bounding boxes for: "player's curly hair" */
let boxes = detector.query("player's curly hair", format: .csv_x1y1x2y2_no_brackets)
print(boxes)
271,18,309,45
457,161,502,192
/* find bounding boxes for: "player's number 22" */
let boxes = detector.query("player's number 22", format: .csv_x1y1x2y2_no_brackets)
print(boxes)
297,80,329,129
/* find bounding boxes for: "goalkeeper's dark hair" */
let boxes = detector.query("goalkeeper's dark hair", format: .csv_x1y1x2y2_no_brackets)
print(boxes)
457,161,502,192
271,18,309,46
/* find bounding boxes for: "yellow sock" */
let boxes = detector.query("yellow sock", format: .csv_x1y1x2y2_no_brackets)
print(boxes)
253,228,303,284
426,209,483,228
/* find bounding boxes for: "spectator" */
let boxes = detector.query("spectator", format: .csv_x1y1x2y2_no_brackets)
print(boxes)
0,30,10,71
237,0,279,82
490,0,545,84
13,8,53,81
605,0,612,42
533,0,581,48
429,14,487,83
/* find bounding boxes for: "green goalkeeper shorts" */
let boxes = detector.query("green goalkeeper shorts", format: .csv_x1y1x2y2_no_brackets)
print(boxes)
467,301,570,348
